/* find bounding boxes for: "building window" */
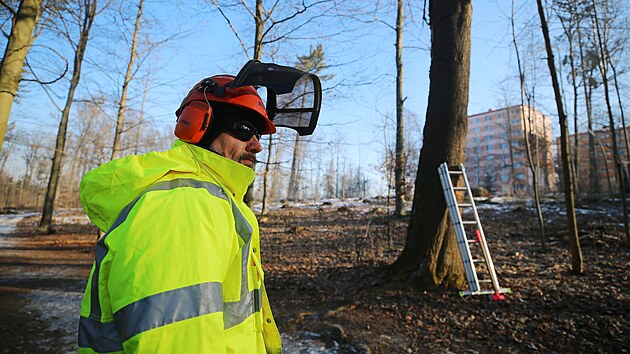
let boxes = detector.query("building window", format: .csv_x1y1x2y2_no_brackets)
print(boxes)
486,126,492,131
487,145,493,151
500,143,508,149
485,115,492,121
516,173,525,179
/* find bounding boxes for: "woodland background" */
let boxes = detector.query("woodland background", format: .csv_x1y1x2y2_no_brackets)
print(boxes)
0,0,629,352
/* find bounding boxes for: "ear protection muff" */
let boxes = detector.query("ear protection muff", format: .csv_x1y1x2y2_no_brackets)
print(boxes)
174,78,221,144
174,100,213,144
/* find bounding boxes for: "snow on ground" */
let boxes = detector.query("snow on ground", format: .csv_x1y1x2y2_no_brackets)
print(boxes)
21,289,84,354
252,197,386,214
0,209,91,236
253,196,623,220
281,332,339,354
53,208,91,225
0,212,39,236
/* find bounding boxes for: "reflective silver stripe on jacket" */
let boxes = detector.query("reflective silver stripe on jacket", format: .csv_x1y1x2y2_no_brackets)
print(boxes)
79,178,260,351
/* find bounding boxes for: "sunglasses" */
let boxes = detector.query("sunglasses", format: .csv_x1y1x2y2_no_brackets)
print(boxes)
228,121,262,142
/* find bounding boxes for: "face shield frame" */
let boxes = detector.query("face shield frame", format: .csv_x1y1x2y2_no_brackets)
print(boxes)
229,60,322,136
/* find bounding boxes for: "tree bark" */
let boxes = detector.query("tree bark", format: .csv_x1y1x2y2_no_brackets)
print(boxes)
0,0,41,152
38,0,98,234
394,0,406,217
536,0,583,273
391,0,471,289
111,0,144,160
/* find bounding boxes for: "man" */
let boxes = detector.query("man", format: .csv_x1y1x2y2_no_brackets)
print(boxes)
77,74,283,353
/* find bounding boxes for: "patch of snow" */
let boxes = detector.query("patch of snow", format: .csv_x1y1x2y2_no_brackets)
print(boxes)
0,212,39,236
252,198,386,213
281,333,338,353
21,288,83,353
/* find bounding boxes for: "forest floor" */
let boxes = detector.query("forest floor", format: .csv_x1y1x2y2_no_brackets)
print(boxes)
0,198,628,353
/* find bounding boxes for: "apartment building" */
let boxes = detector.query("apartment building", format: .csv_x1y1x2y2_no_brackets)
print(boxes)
465,105,556,195
558,127,630,195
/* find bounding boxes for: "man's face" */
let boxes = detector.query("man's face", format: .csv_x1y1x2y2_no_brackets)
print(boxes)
209,121,263,168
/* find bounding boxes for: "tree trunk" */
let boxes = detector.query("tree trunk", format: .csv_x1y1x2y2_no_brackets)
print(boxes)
568,33,580,196
287,134,302,201
511,0,545,249
0,0,41,151
591,0,630,244
111,0,144,160
503,106,516,195
38,0,98,234
536,0,583,273
394,0,406,217
609,60,629,186
576,25,600,197
391,0,471,289
261,134,273,215
135,59,151,155
244,0,265,207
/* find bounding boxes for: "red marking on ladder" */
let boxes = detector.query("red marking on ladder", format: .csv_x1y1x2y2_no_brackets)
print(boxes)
475,229,482,243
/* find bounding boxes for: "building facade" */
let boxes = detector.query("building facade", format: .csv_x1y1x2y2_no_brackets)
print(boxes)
557,127,630,195
465,105,556,195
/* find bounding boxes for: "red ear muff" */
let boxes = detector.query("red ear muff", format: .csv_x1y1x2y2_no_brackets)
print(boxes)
174,101,212,144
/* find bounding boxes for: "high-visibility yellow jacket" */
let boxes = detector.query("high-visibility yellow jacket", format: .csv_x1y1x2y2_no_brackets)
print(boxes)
78,140,282,353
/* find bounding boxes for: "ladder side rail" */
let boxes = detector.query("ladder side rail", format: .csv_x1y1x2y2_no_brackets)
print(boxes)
438,163,480,292
459,164,503,292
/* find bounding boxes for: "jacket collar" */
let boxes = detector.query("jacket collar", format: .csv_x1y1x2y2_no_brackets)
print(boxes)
175,140,255,201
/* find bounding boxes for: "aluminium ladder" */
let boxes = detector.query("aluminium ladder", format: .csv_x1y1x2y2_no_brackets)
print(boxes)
438,163,510,300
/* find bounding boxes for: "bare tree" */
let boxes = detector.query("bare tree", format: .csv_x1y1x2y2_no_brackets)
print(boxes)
393,0,406,217
591,0,629,243
38,0,99,234
208,0,340,207
391,0,471,289
536,0,583,273
287,44,332,202
556,0,583,195
576,14,602,196
110,0,144,160
511,0,546,248
0,0,41,151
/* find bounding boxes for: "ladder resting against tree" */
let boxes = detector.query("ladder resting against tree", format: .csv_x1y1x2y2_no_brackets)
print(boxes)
438,163,511,300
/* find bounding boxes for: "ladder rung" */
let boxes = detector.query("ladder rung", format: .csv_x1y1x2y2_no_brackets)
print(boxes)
448,170,463,175
453,187,467,191
459,203,473,207
478,280,492,283
466,238,479,243
461,221,477,225
473,258,485,263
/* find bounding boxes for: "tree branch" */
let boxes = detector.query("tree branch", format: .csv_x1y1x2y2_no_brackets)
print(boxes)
210,0,250,58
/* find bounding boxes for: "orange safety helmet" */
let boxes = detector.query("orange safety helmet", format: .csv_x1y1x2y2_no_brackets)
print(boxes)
174,75,276,144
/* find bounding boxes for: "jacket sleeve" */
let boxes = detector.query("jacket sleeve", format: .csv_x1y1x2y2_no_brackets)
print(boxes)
103,188,238,353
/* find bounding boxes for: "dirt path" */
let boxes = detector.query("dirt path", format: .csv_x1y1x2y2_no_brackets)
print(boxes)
0,223,93,353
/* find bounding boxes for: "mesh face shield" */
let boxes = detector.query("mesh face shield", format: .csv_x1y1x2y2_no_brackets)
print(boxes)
230,60,322,136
